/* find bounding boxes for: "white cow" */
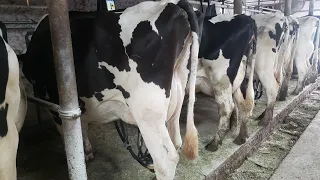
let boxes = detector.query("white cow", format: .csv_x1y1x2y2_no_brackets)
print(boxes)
277,15,300,101
194,14,257,151
0,23,27,180
293,16,320,95
251,13,288,126
20,0,204,179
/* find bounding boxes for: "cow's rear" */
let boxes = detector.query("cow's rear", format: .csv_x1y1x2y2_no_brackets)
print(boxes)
20,0,203,179
0,22,27,180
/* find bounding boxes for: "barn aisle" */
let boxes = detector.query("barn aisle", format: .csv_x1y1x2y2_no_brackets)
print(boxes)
270,110,320,180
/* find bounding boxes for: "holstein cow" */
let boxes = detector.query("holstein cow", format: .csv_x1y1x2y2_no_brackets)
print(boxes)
0,22,27,180
293,16,320,95
251,13,288,126
315,15,320,74
277,15,300,101
194,14,257,151
19,0,204,179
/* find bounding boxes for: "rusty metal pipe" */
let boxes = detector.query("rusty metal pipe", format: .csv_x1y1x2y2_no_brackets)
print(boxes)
47,0,87,179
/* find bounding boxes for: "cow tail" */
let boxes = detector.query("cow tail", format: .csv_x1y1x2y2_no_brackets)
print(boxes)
177,0,204,160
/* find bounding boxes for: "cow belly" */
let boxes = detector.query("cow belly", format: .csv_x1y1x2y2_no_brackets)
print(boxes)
80,90,135,125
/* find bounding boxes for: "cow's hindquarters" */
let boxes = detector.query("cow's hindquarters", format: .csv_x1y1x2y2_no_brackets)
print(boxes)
0,120,18,180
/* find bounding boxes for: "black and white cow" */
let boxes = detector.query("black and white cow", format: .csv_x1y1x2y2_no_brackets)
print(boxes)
0,21,27,180
315,15,320,74
19,0,204,179
251,12,288,126
277,15,300,101
292,16,320,95
193,14,257,151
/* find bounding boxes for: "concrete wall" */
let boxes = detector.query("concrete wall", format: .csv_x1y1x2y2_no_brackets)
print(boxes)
0,0,148,54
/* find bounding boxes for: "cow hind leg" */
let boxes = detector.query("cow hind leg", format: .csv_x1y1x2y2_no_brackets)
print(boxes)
0,120,19,180
232,88,251,145
81,121,94,161
233,120,248,145
205,86,234,152
167,110,182,151
137,111,179,180
277,72,291,101
229,97,239,136
293,57,308,95
256,73,278,126
305,67,317,85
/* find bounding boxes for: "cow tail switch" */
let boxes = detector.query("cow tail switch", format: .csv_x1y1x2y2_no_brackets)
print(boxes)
182,32,200,160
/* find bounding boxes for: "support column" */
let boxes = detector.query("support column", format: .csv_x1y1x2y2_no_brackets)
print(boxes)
309,0,315,16
234,0,243,14
47,0,87,179
284,0,291,16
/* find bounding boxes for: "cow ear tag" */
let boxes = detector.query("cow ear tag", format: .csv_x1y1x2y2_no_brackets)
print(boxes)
106,0,116,11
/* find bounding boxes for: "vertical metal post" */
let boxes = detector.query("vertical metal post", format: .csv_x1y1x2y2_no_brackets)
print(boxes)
284,0,291,16
309,0,315,16
47,0,87,180
222,1,225,14
234,0,243,14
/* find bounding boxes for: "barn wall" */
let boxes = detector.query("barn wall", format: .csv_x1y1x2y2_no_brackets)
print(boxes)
0,0,146,54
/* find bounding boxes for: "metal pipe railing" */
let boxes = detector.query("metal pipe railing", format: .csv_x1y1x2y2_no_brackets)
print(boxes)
189,0,273,13
27,96,60,112
47,0,87,179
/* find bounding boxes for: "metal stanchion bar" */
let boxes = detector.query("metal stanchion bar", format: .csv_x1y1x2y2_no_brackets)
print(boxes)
234,0,243,14
309,0,315,16
284,0,292,16
27,96,60,112
47,0,87,179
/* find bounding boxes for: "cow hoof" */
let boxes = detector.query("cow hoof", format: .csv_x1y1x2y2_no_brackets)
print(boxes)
277,92,287,101
256,111,265,120
258,118,269,127
85,153,95,162
85,151,95,162
205,140,220,152
277,96,286,101
205,143,219,152
292,89,300,96
233,136,246,145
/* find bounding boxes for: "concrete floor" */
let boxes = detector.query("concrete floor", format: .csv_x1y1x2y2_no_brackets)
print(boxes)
228,87,320,180
270,109,320,180
17,80,299,180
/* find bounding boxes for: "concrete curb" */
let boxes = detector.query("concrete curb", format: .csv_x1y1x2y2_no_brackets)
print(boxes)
205,78,320,180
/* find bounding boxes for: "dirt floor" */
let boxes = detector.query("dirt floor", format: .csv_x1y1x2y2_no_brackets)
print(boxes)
17,79,301,180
